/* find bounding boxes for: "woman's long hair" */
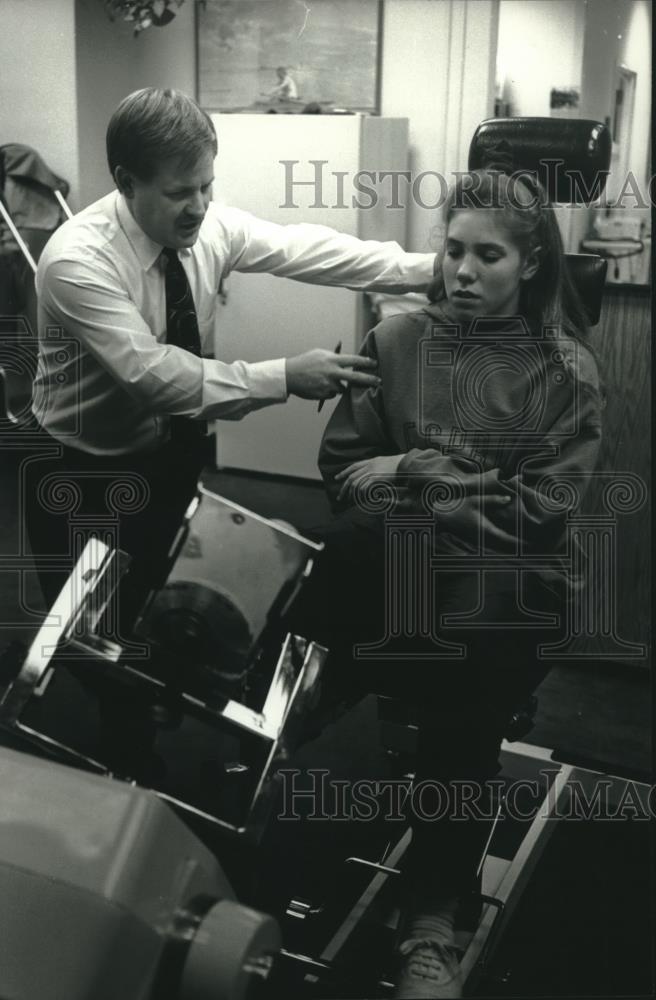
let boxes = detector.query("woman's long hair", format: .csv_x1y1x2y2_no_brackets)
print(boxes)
428,167,591,342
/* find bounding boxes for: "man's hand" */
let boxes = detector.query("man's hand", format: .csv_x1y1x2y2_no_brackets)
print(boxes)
335,455,405,502
285,349,380,401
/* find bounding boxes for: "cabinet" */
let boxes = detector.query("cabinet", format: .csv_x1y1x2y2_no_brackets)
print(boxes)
211,114,409,479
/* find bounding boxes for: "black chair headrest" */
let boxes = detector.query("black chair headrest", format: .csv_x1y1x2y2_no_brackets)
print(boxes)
565,254,607,326
468,118,611,204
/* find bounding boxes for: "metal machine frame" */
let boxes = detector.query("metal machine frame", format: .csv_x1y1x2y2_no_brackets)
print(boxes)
272,743,651,996
0,494,647,994
0,488,328,841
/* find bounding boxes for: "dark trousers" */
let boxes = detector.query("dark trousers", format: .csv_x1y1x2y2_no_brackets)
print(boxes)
23,433,208,624
288,507,558,901
22,431,208,774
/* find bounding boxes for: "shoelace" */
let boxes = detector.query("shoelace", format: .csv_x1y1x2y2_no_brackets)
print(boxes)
401,941,461,985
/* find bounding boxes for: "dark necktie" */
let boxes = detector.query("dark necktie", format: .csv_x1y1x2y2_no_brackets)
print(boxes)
162,247,206,445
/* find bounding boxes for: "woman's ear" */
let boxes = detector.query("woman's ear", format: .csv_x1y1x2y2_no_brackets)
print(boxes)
521,246,541,282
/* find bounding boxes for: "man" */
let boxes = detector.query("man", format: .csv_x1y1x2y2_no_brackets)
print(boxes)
27,87,434,626
264,66,298,101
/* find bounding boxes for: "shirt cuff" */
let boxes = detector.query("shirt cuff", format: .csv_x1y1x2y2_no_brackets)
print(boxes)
246,357,288,401
400,252,439,290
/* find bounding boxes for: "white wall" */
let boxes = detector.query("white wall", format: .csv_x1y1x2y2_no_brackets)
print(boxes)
496,0,652,249
618,0,651,189
497,0,650,194
579,0,651,222
3,0,649,230
3,0,499,246
497,0,586,117
497,0,586,248
579,0,618,123
75,0,134,209
0,0,197,211
77,0,501,254
75,0,196,207
0,0,80,204
581,0,651,180
381,0,499,253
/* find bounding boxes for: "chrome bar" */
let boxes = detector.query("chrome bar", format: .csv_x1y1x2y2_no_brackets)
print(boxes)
53,189,74,220
476,796,505,879
344,857,401,876
0,200,37,272
0,539,119,723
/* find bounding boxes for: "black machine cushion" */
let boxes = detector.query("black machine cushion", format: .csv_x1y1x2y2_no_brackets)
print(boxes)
564,253,607,327
468,118,611,205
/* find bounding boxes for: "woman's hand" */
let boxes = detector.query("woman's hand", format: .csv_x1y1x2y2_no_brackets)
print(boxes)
335,455,405,503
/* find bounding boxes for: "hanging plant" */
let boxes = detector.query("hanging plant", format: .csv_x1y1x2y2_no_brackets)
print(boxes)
103,0,186,36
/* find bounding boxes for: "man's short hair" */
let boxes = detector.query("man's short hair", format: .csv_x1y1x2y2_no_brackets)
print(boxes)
106,88,217,182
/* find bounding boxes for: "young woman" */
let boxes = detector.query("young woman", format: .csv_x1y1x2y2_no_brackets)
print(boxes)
290,157,603,999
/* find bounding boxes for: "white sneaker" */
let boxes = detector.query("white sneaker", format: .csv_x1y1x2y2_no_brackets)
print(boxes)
394,939,463,999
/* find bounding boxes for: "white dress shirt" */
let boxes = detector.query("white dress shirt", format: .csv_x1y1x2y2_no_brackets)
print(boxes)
33,190,434,455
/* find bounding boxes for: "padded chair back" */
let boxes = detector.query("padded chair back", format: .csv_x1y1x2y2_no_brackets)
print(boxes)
564,253,607,327
468,118,612,326
468,117,611,204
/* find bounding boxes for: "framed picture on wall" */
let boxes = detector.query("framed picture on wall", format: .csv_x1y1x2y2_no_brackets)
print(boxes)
195,0,383,114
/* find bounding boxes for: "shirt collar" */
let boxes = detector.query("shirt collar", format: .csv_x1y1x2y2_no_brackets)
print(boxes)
115,192,192,272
